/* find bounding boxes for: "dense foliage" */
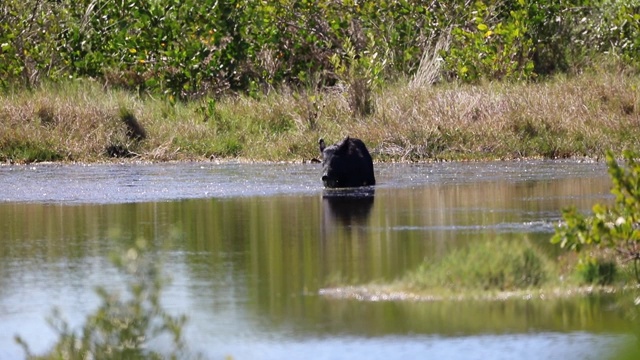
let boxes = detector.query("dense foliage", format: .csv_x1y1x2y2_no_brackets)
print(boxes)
552,150,640,283
1,0,639,100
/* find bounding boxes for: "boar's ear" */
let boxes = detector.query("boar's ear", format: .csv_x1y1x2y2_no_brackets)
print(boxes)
318,138,326,153
336,136,350,153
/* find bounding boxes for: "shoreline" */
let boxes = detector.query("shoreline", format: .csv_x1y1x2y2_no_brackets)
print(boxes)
319,284,628,303
1,153,606,166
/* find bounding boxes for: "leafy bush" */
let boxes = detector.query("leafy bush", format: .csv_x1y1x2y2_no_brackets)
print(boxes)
2,0,637,97
0,0,69,88
586,0,640,66
15,239,190,360
442,1,535,82
0,0,432,99
552,150,640,283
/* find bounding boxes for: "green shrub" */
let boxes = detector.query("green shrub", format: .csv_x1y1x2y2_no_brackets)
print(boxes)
15,239,190,360
0,0,69,89
442,1,535,82
552,150,640,283
2,0,636,97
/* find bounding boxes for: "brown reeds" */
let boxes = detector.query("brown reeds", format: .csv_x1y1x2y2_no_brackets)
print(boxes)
1,59,639,163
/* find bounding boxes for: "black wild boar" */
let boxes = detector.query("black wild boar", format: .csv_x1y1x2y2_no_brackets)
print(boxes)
318,137,375,188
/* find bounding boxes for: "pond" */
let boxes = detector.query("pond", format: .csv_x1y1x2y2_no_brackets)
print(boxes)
0,160,634,359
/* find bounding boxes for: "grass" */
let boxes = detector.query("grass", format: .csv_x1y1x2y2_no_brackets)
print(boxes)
402,238,554,293
1,59,640,164
388,237,565,301
320,237,640,302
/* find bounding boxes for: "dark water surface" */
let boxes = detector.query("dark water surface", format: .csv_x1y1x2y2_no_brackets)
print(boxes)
0,161,634,359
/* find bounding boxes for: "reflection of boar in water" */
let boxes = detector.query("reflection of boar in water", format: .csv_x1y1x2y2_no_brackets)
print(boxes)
319,137,375,188
323,189,375,226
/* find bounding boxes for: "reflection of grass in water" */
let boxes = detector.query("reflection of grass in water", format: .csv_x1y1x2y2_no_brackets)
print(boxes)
15,239,194,360
402,237,556,294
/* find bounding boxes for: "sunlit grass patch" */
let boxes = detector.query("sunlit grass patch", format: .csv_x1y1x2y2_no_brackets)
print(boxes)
1,80,133,163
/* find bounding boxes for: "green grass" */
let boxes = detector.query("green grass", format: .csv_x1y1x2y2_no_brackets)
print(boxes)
0,138,63,163
321,232,640,303
1,59,639,164
400,237,557,294
321,237,640,302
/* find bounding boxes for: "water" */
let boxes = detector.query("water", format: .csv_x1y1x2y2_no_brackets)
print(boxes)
0,160,634,359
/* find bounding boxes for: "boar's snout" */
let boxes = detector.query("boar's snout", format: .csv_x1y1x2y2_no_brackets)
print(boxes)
321,174,336,188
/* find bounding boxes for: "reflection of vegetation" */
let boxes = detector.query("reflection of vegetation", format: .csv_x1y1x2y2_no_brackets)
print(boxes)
552,150,640,284
402,237,555,293
15,239,191,360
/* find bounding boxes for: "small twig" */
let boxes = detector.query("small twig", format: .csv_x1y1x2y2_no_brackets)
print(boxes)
615,241,640,283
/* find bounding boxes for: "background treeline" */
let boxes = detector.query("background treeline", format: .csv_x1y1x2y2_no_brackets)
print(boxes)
2,0,639,101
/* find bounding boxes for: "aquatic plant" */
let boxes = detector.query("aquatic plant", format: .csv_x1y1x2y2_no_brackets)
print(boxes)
15,239,190,360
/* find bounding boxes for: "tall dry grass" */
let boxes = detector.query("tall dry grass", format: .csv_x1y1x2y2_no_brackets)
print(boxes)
358,63,640,160
1,60,639,163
